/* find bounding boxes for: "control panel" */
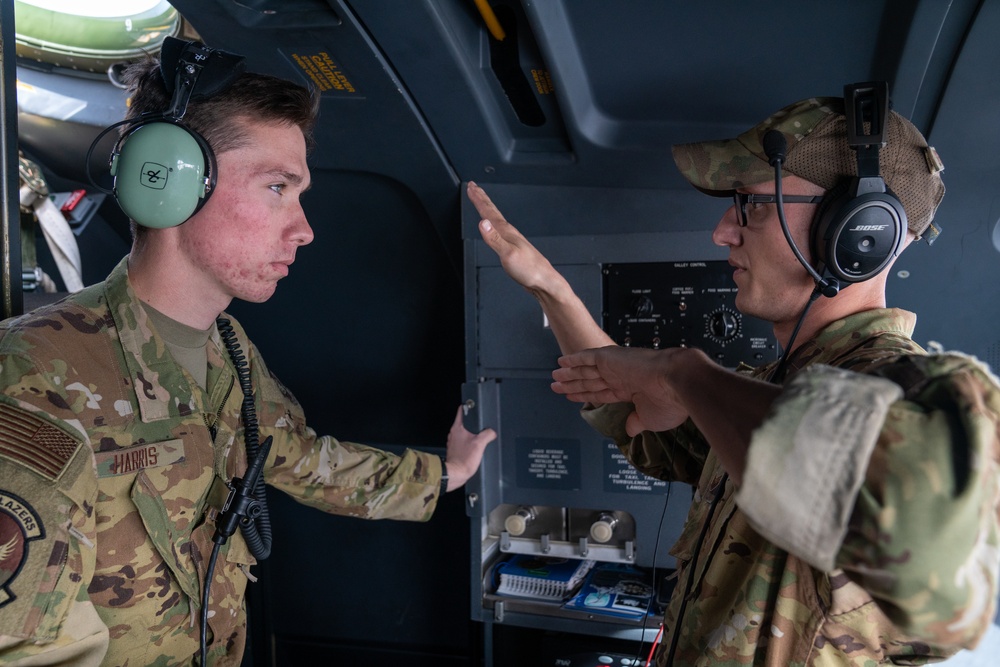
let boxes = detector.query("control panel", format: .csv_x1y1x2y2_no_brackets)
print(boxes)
602,260,778,367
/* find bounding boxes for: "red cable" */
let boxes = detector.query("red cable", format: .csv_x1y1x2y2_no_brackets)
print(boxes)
645,624,664,666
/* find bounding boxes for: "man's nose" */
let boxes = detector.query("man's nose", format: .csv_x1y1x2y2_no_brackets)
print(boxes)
290,206,314,246
712,205,742,247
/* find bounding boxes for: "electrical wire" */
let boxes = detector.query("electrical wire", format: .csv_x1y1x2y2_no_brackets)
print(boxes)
632,481,672,666
473,0,506,40
197,319,275,664
217,318,273,561
661,471,727,665
200,542,223,666
645,624,664,667
770,154,826,384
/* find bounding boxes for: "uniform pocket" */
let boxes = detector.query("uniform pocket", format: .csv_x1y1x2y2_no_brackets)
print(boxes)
131,469,203,602
189,475,257,654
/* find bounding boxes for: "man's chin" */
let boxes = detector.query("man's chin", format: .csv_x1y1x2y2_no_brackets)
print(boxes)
237,285,278,304
733,293,751,316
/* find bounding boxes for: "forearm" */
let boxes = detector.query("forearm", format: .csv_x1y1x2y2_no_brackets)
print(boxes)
553,345,778,478
255,358,440,520
670,348,780,485
531,272,614,355
582,401,709,485
267,430,440,521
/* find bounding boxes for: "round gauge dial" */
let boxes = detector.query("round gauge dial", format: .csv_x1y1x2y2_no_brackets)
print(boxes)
705,306,741,345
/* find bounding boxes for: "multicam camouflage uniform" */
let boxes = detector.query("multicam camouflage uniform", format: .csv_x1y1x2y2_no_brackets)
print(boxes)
584,308,1000,666
0,258,444,666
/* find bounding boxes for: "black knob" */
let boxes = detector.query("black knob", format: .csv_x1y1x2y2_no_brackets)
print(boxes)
708,310,739,341
631,295,654,317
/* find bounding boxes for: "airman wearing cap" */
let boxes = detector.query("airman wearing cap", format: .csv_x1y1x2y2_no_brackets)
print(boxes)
467,85,1000,666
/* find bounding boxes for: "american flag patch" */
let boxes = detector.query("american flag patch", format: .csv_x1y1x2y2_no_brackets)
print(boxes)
0,404,81,480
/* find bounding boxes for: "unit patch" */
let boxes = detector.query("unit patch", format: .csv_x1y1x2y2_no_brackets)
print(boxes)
0,490,44,607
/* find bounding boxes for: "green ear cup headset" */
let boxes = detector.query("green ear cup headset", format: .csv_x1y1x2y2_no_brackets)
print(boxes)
109,119,215,229
87,37,246,228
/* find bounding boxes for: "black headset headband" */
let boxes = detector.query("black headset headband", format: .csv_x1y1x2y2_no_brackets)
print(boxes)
159,37,247,120
844,82,889,181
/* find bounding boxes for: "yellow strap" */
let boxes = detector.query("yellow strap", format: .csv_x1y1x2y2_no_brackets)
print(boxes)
473,0,506,41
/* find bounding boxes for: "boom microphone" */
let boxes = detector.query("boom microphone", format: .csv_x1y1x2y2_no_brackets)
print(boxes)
762,130,839,298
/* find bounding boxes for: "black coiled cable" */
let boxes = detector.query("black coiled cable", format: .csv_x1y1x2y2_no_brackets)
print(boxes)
215,317,273,560
200,317,274,665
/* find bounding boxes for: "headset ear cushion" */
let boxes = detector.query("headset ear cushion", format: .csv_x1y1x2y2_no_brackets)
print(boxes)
812,180,905,284
112,122,215,228
811,181,851,276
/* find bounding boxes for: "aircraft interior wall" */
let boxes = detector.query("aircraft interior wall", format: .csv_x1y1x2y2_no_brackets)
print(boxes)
4,1,1000,666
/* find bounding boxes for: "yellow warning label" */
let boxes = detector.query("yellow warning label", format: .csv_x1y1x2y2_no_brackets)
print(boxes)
290,52,357,94
531,69,554,95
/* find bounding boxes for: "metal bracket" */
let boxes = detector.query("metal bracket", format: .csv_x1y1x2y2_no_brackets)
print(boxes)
493,600,505,623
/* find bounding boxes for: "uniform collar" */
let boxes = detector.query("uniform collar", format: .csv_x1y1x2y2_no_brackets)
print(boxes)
104,257,233,423
777,307,917,380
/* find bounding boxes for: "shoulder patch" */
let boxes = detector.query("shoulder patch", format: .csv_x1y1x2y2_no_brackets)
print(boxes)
0,403,82,480
872,351,1000,401
0,490,44,608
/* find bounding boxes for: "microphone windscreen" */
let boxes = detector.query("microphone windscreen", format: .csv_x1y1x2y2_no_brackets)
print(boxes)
763,130,787,166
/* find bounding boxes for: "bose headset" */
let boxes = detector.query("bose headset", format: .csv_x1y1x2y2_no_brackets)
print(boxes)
764,81,907,299
88,37,247,228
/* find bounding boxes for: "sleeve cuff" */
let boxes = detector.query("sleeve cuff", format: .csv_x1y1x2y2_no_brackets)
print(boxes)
580,402,636,442
735,364,903,571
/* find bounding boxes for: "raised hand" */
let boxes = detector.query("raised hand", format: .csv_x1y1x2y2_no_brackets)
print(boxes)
467,181,614,354
551,346,691,436
466,181,562,293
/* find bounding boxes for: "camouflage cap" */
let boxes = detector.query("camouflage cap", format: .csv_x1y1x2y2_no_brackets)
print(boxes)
671,97,946,240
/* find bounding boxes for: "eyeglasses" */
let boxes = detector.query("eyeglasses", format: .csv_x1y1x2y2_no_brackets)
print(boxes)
732,192,824,227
